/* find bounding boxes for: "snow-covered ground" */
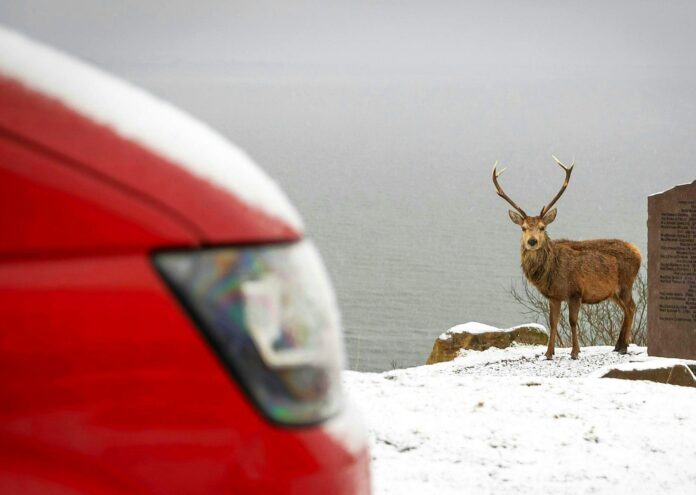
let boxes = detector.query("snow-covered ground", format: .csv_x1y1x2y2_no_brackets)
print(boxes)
344,345,696,494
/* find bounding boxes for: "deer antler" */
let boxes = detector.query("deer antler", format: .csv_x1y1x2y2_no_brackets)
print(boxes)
539,155,574,217
492,161,527,217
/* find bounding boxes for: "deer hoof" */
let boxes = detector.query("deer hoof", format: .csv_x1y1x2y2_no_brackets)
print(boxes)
544,352,554,360
571,351,580,360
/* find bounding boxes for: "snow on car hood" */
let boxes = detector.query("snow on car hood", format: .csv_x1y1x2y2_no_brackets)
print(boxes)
0,26,303,233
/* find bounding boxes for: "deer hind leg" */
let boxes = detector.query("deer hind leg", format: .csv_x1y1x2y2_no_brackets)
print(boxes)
568,296,581,360
546,299,561,360
614,288,636,354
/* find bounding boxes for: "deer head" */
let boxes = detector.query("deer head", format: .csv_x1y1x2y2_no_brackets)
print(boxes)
492,156,574,251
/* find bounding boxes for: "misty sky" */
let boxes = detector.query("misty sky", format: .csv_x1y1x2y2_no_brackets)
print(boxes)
2,1,696,78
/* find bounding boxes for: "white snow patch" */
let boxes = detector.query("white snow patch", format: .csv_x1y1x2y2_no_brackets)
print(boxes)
0,27,303,232
439,322,548,340
593,357,696,377
346,345,696,494
322,397,370,456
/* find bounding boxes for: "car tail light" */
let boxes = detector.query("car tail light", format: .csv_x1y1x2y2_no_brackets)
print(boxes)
154,240,345,426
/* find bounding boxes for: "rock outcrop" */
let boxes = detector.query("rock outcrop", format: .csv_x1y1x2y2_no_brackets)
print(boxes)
598,360,696,387
426,322,549,365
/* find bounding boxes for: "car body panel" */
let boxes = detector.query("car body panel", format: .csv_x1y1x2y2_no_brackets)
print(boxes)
0,76,300,247
0,130,198,255
0,27,369,494
0,255,369,494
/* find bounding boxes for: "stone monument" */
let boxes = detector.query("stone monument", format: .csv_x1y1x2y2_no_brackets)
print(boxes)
648,180,696,359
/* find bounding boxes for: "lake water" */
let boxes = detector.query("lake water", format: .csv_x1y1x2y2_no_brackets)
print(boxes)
137,74,696,371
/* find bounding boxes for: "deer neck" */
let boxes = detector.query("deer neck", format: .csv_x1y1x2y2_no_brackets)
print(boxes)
520,237,556,295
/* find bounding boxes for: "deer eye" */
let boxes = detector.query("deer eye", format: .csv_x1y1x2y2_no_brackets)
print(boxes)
522,227,527,232
540,226,545,231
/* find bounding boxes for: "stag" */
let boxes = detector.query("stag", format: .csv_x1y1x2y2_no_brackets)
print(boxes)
492,157,641,360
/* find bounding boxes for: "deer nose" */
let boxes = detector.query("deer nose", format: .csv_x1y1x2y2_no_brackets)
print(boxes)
528,238,538,247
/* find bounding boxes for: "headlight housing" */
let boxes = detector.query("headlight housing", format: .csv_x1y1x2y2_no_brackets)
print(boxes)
154,240,344,426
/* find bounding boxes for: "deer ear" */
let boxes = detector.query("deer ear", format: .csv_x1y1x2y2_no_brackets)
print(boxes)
542,208,557,225
508,210,525,225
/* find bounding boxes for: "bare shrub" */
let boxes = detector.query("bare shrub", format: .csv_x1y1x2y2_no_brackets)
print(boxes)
509,268,647,347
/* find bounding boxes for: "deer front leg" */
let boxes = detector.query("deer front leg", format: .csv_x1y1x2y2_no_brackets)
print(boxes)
546,299,561,360
568,296,581,359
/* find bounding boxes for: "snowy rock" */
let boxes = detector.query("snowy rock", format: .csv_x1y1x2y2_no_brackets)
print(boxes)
597,359,696,387
426,322,548,364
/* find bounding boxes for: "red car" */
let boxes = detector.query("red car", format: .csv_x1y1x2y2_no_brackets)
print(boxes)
0,28,370,494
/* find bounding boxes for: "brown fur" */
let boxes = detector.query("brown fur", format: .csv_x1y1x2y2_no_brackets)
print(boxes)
512,213,641,359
